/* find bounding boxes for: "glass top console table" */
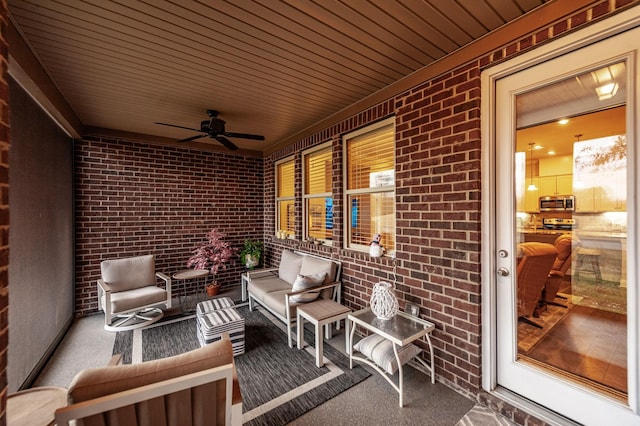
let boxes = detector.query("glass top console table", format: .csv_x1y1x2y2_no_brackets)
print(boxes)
348,308,435,407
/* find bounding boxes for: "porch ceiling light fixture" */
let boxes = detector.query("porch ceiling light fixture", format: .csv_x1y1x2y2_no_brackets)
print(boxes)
595,82,619,100
592,66,619,100
527,143,538,191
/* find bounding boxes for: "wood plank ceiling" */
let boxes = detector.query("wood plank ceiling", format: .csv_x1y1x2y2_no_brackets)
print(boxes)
8,0,547,154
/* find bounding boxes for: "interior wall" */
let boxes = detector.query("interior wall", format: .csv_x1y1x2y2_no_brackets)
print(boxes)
73,137,264,316
8,77,74,391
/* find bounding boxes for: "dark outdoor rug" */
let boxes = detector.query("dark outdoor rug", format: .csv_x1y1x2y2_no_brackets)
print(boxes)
112,305,370,426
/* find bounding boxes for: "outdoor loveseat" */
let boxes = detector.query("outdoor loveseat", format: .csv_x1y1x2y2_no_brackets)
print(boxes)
246,250,342,347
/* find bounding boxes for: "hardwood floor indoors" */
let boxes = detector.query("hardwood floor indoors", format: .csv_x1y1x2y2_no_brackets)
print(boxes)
520,275,627,399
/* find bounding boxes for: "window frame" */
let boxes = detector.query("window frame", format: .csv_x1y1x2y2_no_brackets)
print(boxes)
275,156,295,239
302,141,333,245
343,117,396,253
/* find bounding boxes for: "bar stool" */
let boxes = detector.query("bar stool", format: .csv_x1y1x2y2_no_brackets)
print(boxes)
575,247,602,283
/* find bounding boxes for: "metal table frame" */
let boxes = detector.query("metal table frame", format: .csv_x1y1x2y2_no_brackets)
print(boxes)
348,308,435,407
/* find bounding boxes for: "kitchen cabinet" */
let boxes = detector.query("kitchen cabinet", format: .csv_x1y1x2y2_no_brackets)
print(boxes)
539,174,572,196
522,178,539,212
574,173,595,212
594,170,626,211
574,170,625,212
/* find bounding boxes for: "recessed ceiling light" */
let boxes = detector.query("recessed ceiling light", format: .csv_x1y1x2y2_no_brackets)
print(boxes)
596,82,618,100
558,118,569,125
548,150,556,155
534,144,543,150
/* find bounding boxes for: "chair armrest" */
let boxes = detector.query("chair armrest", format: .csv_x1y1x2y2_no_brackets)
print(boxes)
108,354,123,366
548,270,564,279
156,272,171,285
97,279,113,293
156,272,172,307
246,268,279,281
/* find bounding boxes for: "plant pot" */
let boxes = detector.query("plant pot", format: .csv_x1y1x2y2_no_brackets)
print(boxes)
244,254,259,269
206,282,220,297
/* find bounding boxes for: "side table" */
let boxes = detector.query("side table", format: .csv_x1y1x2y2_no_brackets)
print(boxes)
8,386,68,426
297,299,351,367
172,269,209,312
348,308,435,407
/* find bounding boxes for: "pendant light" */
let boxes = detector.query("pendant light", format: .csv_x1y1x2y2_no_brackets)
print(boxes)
527,143,538,191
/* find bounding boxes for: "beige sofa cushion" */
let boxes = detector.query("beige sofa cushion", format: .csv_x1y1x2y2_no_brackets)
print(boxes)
299,255,337,284
263,289,304,318
299,255,338,299
248,276,292,302
108,286,168,313
100,255,157,292
279,250,304,284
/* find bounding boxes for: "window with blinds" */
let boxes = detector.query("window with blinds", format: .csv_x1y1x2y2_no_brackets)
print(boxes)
276,158,295,238
344,117,395,252
303,143,333,242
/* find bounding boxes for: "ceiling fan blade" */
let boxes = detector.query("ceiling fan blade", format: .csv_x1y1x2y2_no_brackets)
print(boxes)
215,135,239,150
224,132,265,141
176,134,205,143
155,122,200,132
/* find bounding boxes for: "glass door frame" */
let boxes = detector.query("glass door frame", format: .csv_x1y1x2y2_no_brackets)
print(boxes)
481,8,640,423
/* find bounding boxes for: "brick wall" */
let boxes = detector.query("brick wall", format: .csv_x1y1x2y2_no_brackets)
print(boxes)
262,0,634,404
74,136,264,316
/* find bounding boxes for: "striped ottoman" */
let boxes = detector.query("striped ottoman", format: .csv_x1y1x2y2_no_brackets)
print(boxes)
196,307,245,356
196,297,235,316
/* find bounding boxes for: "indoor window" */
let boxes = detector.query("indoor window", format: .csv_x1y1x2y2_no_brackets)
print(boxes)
276,158,295,238
344,117,395,252
303,143,333,243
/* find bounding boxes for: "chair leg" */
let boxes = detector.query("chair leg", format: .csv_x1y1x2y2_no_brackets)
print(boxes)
104,308,163,332
519,316,543,329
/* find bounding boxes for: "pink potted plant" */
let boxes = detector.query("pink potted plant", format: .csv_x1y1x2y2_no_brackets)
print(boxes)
187,229,237,296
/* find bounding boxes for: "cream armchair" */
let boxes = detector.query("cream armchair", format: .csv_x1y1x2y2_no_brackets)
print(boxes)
97,254,172,331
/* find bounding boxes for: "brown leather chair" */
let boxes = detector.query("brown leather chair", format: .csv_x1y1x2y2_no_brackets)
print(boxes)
516,242,558,328
544,234,581,306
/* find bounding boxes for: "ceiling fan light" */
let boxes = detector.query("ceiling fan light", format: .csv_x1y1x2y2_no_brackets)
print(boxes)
596,82,618,100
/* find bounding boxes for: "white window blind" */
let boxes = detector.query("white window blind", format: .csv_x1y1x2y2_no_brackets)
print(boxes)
345,118,395,252
276,158,295,237
304,145,333,242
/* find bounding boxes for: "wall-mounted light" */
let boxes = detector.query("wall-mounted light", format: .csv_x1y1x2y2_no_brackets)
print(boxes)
527,143,538,191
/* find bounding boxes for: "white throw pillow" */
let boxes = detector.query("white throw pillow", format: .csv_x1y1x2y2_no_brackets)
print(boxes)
290,273,327,303
353,334,422,375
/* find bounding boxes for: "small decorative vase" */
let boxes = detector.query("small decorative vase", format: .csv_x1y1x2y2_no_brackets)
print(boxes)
370,281,399,320
244,254,259,269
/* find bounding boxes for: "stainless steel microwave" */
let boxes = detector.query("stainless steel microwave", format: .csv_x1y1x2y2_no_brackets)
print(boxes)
539,195,575,212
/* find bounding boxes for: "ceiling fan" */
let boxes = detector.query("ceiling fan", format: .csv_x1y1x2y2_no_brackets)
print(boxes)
155,110,265,150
